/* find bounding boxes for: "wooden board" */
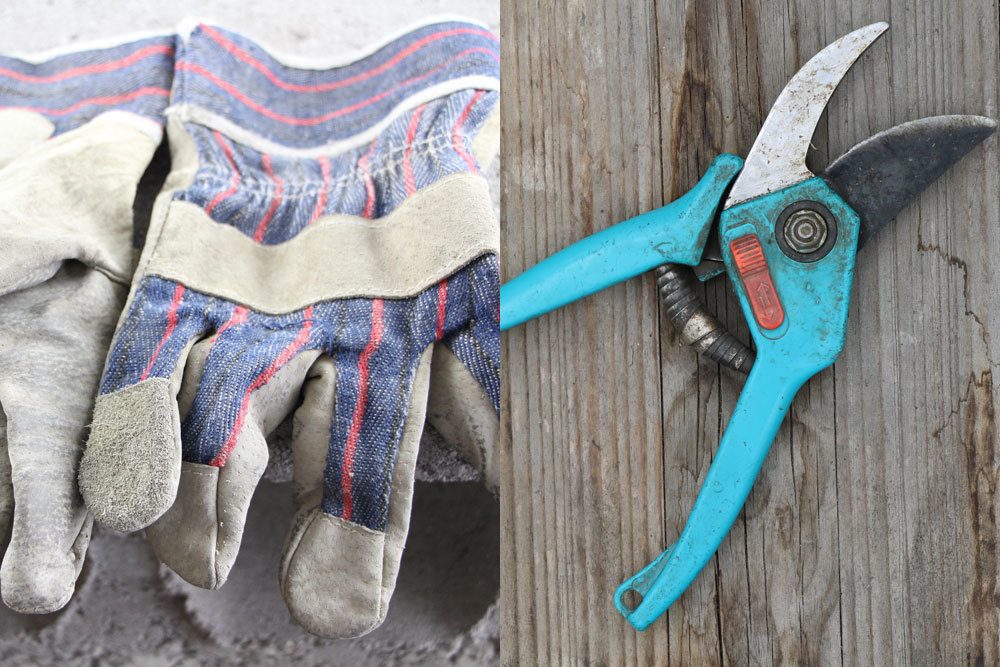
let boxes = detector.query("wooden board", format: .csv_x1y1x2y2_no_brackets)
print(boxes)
499,1,1000,664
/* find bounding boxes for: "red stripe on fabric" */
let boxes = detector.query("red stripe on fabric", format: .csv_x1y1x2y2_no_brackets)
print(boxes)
177,47,495,127
202,24,497,93
452,89,485,172
140,284,186,382
212,305,250,341
340,299,385,521
204,131,240,215
357,140,378,218
210,306,315,467
435,280,449,340
402,104,426,196
2,86,169,116
309,156,331,224
252,153,285,242
0,44,174,84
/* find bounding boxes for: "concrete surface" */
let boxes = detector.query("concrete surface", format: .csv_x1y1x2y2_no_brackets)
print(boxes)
0,1,499,665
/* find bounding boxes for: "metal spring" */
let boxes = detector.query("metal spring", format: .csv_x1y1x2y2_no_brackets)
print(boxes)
655,263,755,373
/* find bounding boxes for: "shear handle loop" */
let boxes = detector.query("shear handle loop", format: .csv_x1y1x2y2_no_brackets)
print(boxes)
615,353,812,630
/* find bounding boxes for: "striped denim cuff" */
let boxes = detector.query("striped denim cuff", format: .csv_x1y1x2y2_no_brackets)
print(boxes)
171,20,500,150
167,19,500,242
0,35,175,135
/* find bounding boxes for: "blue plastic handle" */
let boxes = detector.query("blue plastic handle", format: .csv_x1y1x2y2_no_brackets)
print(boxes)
615,177,863,630
614,353,811,628
499,154,743,330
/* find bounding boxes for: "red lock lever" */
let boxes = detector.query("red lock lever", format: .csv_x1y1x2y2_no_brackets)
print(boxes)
730,234,784,330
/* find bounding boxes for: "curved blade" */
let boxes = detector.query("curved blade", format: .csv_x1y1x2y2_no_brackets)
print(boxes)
724,22,889,209
822,115,997,247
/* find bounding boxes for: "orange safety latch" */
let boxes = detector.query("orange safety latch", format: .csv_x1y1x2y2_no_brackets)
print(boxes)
730,234,784,330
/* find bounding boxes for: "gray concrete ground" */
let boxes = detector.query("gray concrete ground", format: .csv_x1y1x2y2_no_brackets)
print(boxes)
0,2,500,664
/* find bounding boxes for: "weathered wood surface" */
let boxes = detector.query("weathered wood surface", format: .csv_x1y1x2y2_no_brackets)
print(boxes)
499,1,1000,664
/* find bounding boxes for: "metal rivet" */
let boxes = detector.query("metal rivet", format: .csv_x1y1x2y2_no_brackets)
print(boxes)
775,201,837,263
783,209,828,253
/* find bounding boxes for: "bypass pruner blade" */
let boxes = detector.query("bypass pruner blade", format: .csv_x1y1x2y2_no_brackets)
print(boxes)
498,22,996,630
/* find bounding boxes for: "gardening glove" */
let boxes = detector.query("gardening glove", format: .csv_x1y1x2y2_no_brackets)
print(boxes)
79,20,500,638
0,35,173,613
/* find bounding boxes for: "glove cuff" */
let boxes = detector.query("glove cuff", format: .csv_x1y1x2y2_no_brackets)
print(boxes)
160,20,499,247
0,34,174,137
171,19,499,152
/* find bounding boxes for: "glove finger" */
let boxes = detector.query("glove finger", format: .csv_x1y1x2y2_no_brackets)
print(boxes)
0,269,116,612
1,406,92,614
281,333,433,639
146,317,320,590
80,278,222,532
426,256,500,491
287,357,335,504
426,342,500,492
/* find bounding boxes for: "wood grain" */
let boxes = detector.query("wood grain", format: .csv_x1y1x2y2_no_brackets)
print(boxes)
499,1,1000,664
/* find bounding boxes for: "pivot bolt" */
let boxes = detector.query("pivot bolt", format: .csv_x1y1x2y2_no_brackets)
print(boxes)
775,201,837,262
783,209,828,253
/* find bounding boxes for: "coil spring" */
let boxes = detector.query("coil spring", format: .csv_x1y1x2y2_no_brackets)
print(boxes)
655,263,755,373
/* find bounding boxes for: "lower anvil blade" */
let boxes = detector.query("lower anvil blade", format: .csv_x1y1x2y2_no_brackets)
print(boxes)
821,115,996,247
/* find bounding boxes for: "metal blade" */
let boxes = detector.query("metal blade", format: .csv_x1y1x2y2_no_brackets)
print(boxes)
821,115,997,247
724,22,888,209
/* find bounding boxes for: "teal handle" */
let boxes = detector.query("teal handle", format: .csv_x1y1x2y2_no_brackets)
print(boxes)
499,154,742,330
613,177,862,631
614,354,809,629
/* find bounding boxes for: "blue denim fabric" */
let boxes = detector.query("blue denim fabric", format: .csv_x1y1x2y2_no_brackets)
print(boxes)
0,36,174,134
173,22,499,147
173,87,498,241
101,252,496,531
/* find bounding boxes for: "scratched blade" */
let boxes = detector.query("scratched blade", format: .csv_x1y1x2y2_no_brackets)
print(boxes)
724,22,889,209
822,115,997,247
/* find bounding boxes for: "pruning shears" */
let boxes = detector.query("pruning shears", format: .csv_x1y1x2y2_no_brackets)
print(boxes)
500,23,996,630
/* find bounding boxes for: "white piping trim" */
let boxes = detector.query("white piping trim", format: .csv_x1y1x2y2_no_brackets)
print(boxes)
167,75,500,157
0,30,174,63
175,14,495,70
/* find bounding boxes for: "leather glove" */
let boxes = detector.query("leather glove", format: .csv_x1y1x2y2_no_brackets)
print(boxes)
79,20,500,638
0,35,173,612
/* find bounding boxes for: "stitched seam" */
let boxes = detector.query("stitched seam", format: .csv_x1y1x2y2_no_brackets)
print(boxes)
187,133,464,197
320,511,383,538
92,263,131,287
